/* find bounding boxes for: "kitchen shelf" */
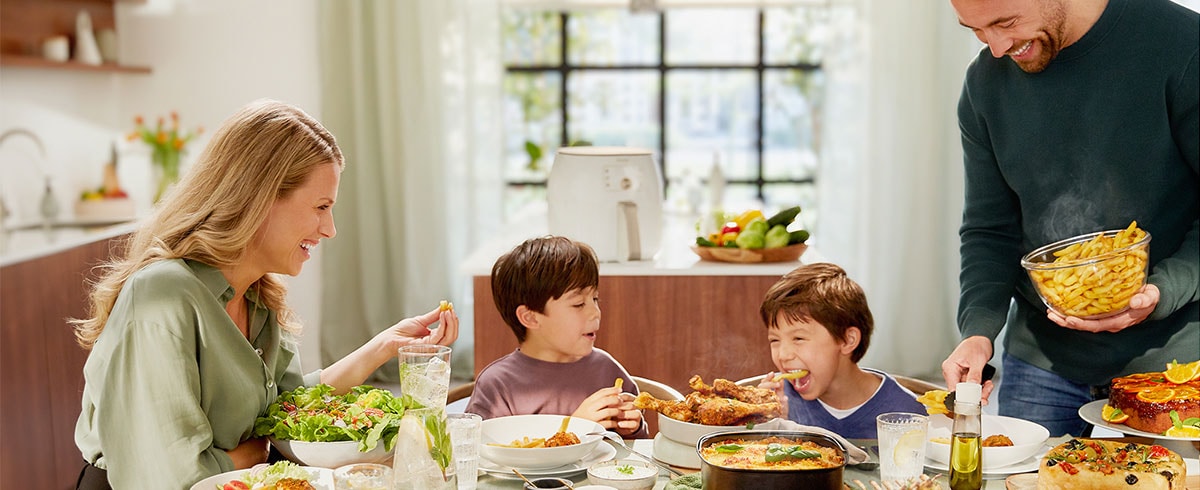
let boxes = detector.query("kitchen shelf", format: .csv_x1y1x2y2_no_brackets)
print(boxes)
0,54,150,74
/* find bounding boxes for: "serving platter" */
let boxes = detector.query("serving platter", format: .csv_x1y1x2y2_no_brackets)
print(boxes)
190,466,334,490
1079,400,1200,441
479,442,616,480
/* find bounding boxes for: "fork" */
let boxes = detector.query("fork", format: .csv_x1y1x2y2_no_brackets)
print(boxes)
587,431,685,477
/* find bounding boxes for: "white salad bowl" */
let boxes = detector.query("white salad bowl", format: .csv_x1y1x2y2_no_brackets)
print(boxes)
269,438,393,468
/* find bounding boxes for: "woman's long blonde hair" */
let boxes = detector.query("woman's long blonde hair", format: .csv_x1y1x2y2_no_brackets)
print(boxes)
72,99,344,350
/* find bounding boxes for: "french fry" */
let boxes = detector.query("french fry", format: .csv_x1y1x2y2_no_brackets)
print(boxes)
775,370,809,381
614,378,624,391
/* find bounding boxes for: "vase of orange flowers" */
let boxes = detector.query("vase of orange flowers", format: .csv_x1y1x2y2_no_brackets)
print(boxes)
128,112,202,202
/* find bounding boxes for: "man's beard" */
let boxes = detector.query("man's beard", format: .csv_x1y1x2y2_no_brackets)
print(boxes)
1012,0,1069,73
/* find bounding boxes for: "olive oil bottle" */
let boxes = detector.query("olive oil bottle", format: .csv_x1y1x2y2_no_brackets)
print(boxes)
949,382,982,490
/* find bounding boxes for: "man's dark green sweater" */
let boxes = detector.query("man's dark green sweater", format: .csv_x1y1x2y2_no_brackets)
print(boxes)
956,0,1199,385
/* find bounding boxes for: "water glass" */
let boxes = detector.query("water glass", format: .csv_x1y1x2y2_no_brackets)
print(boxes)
447,413,482,490
334,463,393,490
876,412,929,483
399,345,452,410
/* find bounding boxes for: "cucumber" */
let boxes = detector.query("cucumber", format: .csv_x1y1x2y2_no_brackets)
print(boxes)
788,229,810,245
767,205,802,228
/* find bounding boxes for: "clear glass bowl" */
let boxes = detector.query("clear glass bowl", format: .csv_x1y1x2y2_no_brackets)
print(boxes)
1020,229,1151,319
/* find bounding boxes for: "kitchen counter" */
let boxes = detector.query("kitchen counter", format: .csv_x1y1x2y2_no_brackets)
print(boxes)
0,224,132,489
463,203,822,395
459,202,824,277
0,219,137,267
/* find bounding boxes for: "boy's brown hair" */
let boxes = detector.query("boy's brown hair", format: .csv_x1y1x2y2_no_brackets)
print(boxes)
491,236,600,343
759,262,874,362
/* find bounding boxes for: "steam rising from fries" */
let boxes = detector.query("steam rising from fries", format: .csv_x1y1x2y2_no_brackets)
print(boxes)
1023,221,1150,318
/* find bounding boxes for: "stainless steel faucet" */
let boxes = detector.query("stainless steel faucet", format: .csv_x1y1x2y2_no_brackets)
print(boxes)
0,128,48,232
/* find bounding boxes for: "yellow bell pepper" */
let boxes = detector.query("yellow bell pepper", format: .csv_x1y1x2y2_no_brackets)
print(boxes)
733,209,765,230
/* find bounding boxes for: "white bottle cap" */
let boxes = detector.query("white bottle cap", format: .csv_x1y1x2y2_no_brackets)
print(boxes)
955,382,982,404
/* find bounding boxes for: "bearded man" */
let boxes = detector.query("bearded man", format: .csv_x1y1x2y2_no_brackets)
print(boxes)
940,0,1198,437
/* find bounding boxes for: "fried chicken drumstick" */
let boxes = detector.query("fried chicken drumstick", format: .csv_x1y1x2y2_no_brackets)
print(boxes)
635,376,782,425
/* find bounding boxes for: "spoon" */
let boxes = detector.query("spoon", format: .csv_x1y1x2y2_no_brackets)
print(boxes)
587,431,685,477
512,469,575,489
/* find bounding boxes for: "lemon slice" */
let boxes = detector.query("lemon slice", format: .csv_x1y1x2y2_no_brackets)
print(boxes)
1164,425,1200,438
893,429,926,466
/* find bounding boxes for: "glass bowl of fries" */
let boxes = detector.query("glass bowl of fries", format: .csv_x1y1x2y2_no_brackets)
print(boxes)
480,414,605,470
1021,223,1151,319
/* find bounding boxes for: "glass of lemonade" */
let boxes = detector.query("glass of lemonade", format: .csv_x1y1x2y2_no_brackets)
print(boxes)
876,412,929,483
394,407,456,490
398,345,452,410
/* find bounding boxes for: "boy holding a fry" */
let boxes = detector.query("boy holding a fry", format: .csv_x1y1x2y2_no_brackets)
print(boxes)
754,263,925,438
466,236,648,438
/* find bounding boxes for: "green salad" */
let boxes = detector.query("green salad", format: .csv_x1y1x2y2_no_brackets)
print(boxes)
252,384,419,452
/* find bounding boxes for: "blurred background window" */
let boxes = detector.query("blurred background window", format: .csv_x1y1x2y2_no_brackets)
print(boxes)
501,4,830,218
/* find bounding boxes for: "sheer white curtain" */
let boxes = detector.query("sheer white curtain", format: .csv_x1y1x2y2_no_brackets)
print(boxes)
817,0,980,379
317,0,503,380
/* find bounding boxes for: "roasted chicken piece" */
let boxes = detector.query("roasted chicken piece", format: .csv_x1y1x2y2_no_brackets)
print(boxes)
692,396,783,426
545,416,581,447
275,478,315,490
713,378,778,405
634,392,695,422
688,375,778,405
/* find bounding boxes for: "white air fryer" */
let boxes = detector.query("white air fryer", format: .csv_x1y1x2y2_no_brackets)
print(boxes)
547,146,664,262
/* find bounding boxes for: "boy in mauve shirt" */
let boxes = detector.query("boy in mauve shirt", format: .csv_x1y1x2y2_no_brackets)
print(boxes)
466,236,647,438
756,263,925,438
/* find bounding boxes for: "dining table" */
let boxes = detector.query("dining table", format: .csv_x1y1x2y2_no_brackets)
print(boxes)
469,435,1200,490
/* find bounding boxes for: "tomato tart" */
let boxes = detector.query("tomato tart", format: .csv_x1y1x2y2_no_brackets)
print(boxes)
1038,438,1186,489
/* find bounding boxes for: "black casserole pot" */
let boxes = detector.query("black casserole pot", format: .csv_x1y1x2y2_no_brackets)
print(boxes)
696,430,846,490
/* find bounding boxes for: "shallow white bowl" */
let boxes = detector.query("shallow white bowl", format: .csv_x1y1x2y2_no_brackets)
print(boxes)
480,414,605,470
587,459,658,490
269,438,393,468
655,412,746,446
924,414,1049,471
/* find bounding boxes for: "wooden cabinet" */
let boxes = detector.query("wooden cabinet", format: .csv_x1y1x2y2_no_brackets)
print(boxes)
0,233,127,489
0,0,150,74
473,274,781,397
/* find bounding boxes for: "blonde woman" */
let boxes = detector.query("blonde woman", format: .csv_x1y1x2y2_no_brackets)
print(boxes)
72,100,458,489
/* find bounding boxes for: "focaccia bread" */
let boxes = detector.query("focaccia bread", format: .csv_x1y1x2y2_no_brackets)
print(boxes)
1109,372,1200,434
1037,438,1186,489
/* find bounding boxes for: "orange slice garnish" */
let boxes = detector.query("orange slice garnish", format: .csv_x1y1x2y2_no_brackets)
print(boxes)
1172,386,1200,400
1136,388,1176,404
1101,404,1129,424
1164,360,1200,384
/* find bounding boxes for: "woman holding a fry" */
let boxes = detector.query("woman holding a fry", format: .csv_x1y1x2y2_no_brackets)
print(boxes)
940,0,1198,437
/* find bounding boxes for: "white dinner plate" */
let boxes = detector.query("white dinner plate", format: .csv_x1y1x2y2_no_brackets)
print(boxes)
924,447,1047,481
189,465,334,490
1079,400,1200,441
479,441,617,479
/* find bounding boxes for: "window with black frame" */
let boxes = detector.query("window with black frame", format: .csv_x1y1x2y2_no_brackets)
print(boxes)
500,5,830,221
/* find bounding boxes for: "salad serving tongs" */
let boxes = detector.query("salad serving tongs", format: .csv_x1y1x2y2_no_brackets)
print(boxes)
587,431,684,477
